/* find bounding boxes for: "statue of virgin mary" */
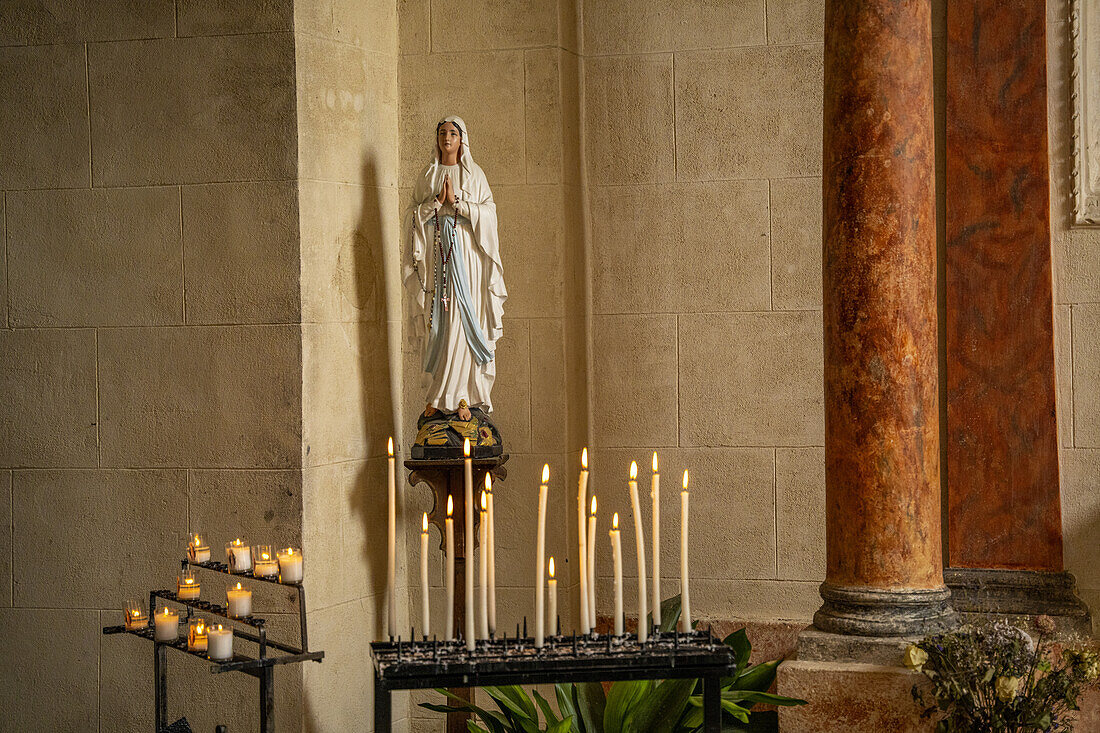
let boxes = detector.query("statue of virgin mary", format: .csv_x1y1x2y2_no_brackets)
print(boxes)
404,116,507,454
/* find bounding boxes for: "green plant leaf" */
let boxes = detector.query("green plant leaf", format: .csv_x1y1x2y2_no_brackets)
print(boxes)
731,660,780,692
533,690,561,727
428,689,511,733
720,700,751,724
721,690,806,708
623,678,696,733
482,687,539,733
548,717,575,733
575,682,606,733
556,685,579,731
723,629,752,677
487,685,539,722
604,681,650,733
677,705,703,730
648,594,683,633
467,722,490,733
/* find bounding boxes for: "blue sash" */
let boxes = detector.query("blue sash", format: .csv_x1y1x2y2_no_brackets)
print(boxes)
424,214,494,374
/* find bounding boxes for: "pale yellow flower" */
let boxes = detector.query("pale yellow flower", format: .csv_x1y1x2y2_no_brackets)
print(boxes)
903,645,929,673
995,675,1021,702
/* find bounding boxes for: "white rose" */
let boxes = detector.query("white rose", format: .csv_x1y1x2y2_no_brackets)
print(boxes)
995,675,1021,702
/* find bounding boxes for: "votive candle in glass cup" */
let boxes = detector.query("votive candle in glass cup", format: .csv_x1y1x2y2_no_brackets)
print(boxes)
277,547,303,584
252,545,278,578
207,624,233,661
187,617,209,652
226,582,252,618
177,569,201,600
188,533,210,563
124,599,148,630
226,539,252,573
154,607,180,642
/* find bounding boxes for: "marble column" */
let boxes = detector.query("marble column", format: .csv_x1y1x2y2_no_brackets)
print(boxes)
816,0,954,637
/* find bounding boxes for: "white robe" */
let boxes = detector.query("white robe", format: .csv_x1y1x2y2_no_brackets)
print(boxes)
405,140,506,414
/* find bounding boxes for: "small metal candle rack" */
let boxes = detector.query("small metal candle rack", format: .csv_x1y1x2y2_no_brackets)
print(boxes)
371,627,736,733
102,558,324,733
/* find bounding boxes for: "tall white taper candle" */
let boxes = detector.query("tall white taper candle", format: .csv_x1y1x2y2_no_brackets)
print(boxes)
445,495,455,640
680,470,691,632
463,439,474,651
486,473,497,636
421,513,430,638
628,461,648,642
587,496,597,630
535,464,549,647
387,438,397,638
548,557,558,636
478,490,489,639
577,448,590,633
610,513,623,635
651,452,661,628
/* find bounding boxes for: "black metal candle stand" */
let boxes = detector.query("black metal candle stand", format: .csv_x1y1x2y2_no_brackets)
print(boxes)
102,558,324,733
371,629,735,733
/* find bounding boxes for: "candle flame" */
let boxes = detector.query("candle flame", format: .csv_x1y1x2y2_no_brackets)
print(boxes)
652,452,658,473
581,447,588,470
447,495,454,517
542,464,550,484
193,534,202,545
591,496,597,515
629,461,637,480
235,582,242,591
549,557,555,578
163,608,170,616
388,436,394,456
485,472,492,492
184,577,194,585
612,513,619,530
422,513,429,532
463,438,471,457
480,490,487,510
683,470,689,491
233,538,242,546
262,553,269,561
197,621,205,633
214,624,223,631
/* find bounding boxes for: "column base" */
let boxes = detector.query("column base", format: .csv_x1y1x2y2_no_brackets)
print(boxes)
813,582,957,637
945,568,1092,636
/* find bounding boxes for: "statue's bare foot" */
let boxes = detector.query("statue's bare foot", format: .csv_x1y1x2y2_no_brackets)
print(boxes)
458,405,472,421
423,404,438,418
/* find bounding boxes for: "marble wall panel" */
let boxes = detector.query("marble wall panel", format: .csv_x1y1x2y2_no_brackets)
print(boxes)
7,188,183,327
590,180,770,314
676,44,823,181
0,328,97,468
89,34,296,186
0,44,89,189
98,325,301,468
583,54,675,186
679,312,824,447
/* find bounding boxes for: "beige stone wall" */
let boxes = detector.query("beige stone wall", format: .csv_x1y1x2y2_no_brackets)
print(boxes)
0,2,306,731
294,0,404,729
582,0,827,626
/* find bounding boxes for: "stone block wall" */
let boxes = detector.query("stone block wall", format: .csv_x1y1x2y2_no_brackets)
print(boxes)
0,2,305,731
581,0,827,626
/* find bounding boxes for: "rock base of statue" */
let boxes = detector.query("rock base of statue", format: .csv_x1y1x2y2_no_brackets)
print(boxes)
411,406,503,459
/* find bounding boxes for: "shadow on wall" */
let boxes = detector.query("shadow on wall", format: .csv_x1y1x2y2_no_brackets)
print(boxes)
302,155,400,732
